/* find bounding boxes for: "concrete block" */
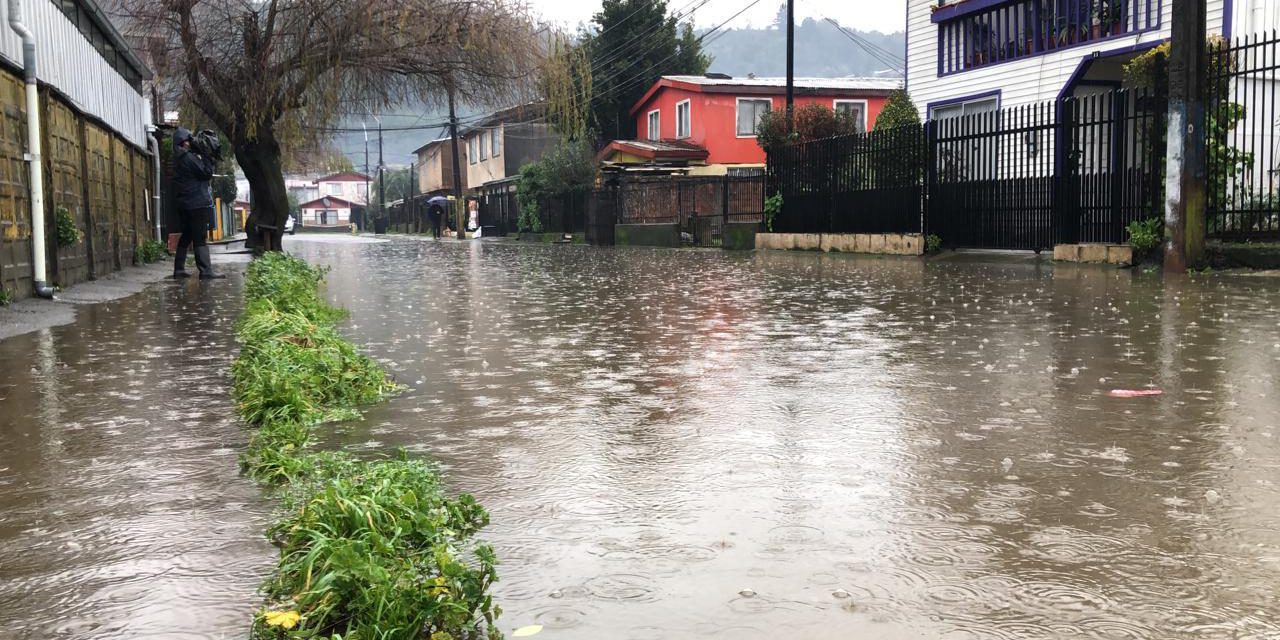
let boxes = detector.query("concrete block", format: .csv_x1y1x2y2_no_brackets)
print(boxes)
885,234,907,255
868,234,887,254
1107,245,1134,265
826,234,856,252
1079,244,1109,263
755,233,781,250
795,234,822,251
902,234,924,256
1053,244,1081,262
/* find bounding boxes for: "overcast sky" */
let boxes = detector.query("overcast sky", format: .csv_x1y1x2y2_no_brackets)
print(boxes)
526,0,907,35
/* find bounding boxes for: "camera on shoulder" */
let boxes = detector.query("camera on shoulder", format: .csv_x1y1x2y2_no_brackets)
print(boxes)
192,129,223,162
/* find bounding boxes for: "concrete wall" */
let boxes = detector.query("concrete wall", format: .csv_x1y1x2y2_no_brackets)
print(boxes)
0,66,151,300
615,223,680,248
1053,243,1134,266
755,232,925,256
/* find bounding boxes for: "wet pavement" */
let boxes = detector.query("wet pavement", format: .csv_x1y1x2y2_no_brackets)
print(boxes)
4,235,1280,639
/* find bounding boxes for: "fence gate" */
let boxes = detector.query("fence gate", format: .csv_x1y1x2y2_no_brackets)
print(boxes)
587,187,616,246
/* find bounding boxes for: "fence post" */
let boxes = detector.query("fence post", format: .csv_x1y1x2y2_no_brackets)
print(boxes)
1057,97,1081,245
721,175,730,228
924,120,938,242
1110,91,1127,243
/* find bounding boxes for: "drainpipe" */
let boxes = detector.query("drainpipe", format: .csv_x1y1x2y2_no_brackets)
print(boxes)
145,100,162,242
8,0,53,298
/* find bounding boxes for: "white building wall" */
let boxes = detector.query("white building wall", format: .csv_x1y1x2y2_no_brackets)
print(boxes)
906,0,1232,116
0,0,147,148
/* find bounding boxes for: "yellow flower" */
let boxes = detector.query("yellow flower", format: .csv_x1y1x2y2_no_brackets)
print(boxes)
263,609,302,629
430,576,451,597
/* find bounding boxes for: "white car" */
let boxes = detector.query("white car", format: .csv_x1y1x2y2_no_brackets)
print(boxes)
284,214,297,235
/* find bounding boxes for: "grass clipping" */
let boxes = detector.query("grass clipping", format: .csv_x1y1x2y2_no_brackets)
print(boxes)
233,253,502,640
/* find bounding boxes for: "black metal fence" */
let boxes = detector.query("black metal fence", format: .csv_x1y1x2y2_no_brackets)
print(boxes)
1208,31,1280,240
769,125,926,235
768,88,1169,250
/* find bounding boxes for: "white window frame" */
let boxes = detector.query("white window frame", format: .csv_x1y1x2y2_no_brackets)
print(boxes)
736,97,772,138
468,137,478,165
480,131,489,161
676,99,691,139
492,126,501,157
833,99,869,133
928,95,999,120
647,109,660,141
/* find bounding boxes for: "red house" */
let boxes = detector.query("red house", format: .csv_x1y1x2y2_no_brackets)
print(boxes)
599,75,900,173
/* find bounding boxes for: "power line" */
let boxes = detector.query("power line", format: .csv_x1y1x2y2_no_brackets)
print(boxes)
823,18,904,74
589,0,768,109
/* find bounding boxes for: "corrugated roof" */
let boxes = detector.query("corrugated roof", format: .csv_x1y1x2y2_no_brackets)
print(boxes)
662,75,902,91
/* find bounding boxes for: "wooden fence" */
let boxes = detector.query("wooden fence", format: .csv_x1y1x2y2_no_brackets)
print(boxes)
0,65,152,300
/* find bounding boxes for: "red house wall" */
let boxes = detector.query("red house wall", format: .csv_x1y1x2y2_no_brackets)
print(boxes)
634,87,889,166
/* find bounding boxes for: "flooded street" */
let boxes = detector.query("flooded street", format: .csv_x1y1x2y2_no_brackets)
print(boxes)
0,270,275,639
4,236,1280,639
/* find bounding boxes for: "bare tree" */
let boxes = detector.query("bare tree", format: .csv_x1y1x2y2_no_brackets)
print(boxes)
121,0,540,250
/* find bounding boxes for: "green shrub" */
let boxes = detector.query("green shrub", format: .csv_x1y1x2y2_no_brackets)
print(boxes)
255,457,501,640
55,205,82,248
764,192,783,232
233,252,499,640
135,240,168,264
0,288,10,306
1126,218,1162,255
925,234,942,254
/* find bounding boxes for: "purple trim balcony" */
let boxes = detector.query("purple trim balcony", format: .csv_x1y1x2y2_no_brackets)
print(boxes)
934,0,1162,76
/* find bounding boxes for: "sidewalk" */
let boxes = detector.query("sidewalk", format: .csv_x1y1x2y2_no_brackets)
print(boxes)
0,249,248,342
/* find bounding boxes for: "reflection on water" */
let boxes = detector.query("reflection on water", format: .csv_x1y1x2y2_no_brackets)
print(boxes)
4,236,1280,639
305,239,1280,639
0,275,275,639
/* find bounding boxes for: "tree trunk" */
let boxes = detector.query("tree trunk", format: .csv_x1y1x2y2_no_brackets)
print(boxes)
235,130,289,252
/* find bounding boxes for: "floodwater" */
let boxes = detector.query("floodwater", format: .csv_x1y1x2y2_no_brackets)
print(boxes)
3,236,1280,639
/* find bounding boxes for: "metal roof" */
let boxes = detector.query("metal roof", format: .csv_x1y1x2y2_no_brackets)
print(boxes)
661,75,902,91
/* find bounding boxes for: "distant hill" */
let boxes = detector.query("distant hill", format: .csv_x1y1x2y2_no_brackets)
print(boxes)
328,20,906,168
701,19,905,78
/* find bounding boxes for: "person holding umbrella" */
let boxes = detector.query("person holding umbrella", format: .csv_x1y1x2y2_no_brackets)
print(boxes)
426,195,449,240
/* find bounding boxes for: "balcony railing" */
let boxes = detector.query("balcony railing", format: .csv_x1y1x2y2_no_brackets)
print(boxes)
935,0,1162,76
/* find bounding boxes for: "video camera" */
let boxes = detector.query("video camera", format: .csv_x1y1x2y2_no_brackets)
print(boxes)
190,129,223,162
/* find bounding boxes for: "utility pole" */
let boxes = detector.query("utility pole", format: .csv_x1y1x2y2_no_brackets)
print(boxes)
377,120,386,230
448,80,465,240
785,0,795,132
363,122,370,230
1163,0,1207,272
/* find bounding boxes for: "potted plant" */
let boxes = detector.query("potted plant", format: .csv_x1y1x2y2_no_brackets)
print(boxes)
1101,0,1124,36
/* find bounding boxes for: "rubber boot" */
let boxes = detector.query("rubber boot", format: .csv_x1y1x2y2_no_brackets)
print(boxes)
195,245,226,280
173,244,192,278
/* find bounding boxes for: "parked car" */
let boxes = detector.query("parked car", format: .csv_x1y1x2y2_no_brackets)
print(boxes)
284,214,297,235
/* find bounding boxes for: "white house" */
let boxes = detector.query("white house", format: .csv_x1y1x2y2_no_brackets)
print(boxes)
313,172,372,206
904,0,1267,118
298,195,358,228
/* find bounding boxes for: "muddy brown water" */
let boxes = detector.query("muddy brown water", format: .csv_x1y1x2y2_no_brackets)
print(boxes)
3,236,1280,639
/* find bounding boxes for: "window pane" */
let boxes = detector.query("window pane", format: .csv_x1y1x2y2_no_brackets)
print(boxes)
738,100,770,136
492,128,501,156
962,98,998,115
648,112,659,140
677,102,690,138
480,132,488,160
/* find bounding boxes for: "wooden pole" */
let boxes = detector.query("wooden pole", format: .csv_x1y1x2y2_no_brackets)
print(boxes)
1163,0,1207,272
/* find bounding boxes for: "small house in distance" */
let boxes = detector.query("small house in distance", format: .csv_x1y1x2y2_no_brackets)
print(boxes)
298,195,359,229
599,74,899,175
314,172,373,205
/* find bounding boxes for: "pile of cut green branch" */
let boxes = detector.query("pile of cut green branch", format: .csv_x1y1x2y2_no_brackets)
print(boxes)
233,252,501,640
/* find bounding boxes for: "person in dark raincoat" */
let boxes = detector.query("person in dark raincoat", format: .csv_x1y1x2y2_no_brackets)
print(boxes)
171,127,225,279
